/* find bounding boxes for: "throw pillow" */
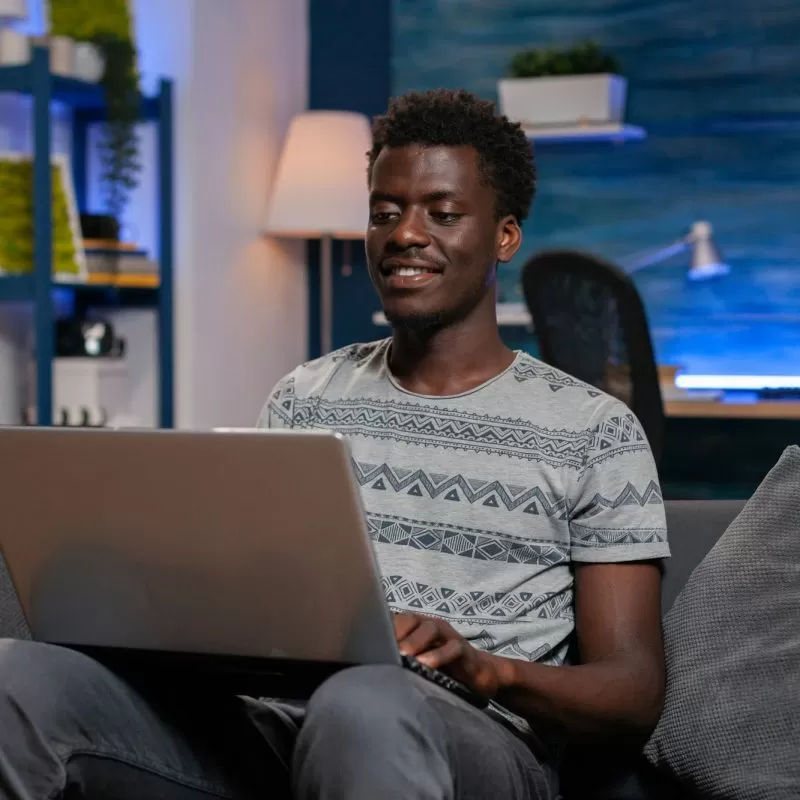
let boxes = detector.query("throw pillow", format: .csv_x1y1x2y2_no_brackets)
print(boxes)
644,445,800,799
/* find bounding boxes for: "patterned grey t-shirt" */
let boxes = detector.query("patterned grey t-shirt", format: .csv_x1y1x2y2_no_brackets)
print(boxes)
258,339,669,668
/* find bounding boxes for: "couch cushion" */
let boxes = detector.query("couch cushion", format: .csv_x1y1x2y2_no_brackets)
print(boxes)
644,445,800,798
661,501,744,613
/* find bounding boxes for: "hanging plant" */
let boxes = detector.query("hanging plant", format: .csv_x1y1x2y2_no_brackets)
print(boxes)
90,33,141,221
48,0,141,222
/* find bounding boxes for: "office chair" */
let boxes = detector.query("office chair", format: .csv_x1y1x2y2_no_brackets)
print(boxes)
521,249,665,465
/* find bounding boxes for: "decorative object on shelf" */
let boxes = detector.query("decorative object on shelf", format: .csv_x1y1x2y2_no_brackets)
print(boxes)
622,221,730,281
48,0,141,220
264,110,372,355
72,40,104,82
0,152,86,279
0,0,26,23
80,212,120,242
0,28,28,65
498,41,630,137
46,34,73,75
23,356,129,427
79,213,159,282
56,317,124,358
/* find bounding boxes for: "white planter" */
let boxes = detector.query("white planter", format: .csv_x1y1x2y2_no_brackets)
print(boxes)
48,35,74,77
0,28,29,65
73,42,104,82
497,74,627,129
0,0,27,20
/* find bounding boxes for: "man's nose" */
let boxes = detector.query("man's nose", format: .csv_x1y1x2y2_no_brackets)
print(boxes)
389,208,430,249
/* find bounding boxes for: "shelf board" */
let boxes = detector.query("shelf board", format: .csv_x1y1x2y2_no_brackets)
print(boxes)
54,276,160,309
0,61,160,120
0,274,159,308
523,122,646,144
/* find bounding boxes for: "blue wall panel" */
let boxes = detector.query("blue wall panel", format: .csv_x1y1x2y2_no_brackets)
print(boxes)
309,0,392,356
393,0,800,375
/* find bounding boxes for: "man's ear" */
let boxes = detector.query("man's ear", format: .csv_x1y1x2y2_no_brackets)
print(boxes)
497,216,522,264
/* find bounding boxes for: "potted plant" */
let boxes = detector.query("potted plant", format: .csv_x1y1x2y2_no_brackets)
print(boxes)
48,0,140,226
497,41,626,130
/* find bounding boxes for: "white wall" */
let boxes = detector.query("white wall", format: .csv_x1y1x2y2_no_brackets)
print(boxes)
129,0,309,429
0,0,309,428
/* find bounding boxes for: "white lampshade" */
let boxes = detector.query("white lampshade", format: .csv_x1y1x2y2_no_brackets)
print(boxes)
687,221,731,281
0,0,27,19
264,110,372,240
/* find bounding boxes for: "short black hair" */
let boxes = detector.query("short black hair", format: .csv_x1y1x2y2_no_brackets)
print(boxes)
368,89,536,223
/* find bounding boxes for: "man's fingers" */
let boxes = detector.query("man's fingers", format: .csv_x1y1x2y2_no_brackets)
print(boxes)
416,638,464,670
397,618,442,657
392,613,422,641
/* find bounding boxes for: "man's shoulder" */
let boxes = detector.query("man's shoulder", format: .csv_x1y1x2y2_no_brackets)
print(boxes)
274,338,390,396
508,353,631,432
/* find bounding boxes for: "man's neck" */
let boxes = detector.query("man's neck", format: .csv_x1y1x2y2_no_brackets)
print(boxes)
388,309,515,397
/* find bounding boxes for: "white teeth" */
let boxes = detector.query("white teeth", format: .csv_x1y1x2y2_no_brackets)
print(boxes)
394,267,427,277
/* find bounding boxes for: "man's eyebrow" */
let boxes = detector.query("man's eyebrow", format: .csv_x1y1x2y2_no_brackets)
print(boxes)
369,189,460,204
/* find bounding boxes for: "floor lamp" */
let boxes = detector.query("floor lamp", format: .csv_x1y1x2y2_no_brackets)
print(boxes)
264,111,373,355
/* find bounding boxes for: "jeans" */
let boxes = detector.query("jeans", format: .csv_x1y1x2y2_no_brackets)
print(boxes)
0,639,557,800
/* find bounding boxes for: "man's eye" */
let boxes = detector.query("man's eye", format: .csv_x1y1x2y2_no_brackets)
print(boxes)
431,212,461,223
370,211,396,224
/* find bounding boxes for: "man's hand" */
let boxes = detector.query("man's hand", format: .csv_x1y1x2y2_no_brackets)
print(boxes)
393,612,502,698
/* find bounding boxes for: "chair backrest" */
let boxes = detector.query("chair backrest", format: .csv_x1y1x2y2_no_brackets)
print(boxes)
521,248,665,464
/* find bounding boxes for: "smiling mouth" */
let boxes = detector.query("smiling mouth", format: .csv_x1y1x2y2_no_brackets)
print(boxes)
390,266,437,277
380,260,443,277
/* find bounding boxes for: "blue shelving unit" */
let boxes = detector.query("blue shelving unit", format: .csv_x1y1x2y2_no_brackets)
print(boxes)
0,46,174,427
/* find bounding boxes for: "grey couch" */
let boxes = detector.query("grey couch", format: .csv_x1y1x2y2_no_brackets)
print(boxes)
1,500,746,799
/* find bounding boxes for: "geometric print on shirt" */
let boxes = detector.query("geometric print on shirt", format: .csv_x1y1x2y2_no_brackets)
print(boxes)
571,523,668,548
472,629,558,664
367,513,569,567
293,396,615,468
353,461,569,518
585,413,649,468
512,359,602,398
583,480,663,516
383,575,574,626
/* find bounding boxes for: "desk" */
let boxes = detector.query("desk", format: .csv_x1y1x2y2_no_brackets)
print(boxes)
372,303,531,328
665,399,800,420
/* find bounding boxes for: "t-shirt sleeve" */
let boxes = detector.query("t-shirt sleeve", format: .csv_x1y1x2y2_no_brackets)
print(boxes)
256,373,296,429
568,399,670,563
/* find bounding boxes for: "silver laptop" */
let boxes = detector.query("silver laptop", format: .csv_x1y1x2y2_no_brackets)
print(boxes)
0,426,403,696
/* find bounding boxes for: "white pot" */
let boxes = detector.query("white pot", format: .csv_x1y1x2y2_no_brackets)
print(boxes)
0,0,26,20
48,35,74,76
497,74,627,128
0,28,29,65
73,42,104,82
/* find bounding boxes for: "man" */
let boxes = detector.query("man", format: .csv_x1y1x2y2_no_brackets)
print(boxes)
0,90,668,800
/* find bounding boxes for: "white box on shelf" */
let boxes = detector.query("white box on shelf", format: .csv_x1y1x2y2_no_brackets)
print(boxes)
53,357,130,427
497,74,627,128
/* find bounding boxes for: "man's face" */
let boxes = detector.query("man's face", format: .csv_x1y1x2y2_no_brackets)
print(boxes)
366,145,521,330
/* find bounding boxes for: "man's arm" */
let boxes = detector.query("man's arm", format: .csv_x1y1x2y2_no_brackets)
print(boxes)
491,560,665,743
396,560,664,745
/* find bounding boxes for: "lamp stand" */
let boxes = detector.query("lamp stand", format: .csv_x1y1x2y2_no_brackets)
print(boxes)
320,233,333,355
